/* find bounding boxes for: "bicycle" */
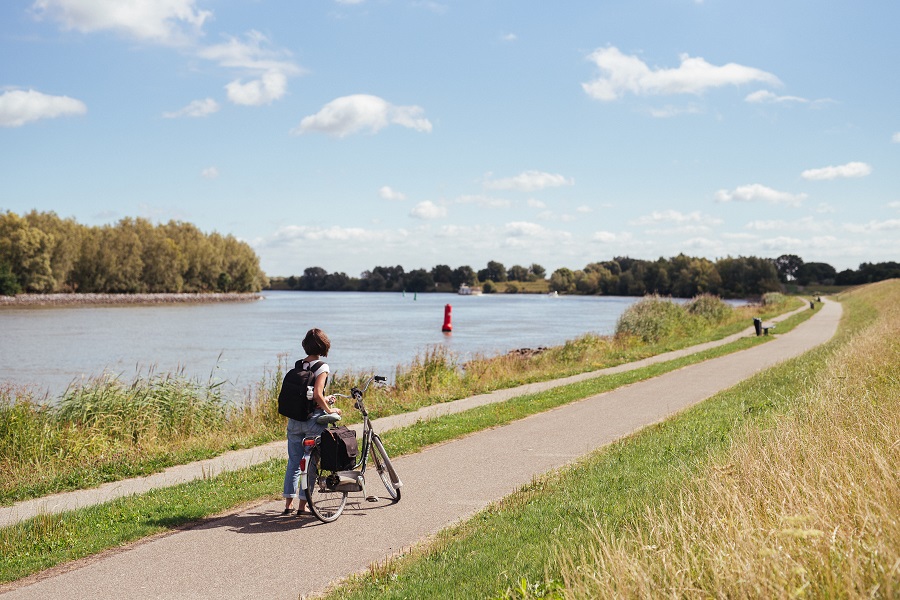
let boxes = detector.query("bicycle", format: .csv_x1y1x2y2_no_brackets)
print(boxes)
299,375,403,523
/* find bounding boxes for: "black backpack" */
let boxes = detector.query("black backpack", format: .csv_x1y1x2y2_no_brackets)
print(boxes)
277,360,324,421
319,426,359,471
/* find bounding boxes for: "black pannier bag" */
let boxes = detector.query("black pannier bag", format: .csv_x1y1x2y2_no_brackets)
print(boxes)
319,426,358,471
277,360,323,421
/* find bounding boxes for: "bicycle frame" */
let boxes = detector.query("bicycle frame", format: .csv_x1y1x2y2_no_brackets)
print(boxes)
298,375,401,500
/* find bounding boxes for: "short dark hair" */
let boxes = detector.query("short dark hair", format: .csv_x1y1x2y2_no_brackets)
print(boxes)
302,328,331,357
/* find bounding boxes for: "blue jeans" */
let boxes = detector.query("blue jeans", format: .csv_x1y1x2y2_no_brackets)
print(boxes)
283,409,327,499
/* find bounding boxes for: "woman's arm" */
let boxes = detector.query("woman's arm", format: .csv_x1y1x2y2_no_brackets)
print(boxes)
312,371,340,414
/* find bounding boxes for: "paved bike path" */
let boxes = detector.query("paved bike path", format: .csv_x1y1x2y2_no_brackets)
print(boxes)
1,301,840,599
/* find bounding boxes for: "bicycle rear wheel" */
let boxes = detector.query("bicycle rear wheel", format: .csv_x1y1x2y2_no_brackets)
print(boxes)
305,453,348,523
371,434,401,503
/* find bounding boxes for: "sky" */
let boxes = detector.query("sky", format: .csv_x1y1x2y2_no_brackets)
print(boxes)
1,0,898,278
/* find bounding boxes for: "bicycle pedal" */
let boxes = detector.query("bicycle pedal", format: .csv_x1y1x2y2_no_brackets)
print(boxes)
365,495,379,502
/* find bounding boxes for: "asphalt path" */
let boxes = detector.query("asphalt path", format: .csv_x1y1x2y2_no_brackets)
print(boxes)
1,301,841,599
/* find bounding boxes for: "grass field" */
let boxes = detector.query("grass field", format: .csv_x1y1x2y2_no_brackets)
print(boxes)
318,281,897,599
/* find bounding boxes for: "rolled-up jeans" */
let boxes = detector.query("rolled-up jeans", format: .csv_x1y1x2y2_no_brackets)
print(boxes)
283,409,327,499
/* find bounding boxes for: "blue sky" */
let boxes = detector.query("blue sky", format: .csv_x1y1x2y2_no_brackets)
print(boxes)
1,0,898,278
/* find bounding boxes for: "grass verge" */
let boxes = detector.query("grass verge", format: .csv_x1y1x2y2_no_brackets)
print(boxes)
313,283,893,599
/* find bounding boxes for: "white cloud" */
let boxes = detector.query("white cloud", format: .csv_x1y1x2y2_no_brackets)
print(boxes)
715,184,807,206
647,104,703,118
631,209,723,227
32,0,211,45
455,195,512,209
409,201,447,220
163,98,219,118
745,90,809,104
801,161,873,181
582,46,780,101
293,94,432,137
0,88,86,127
262,225,408,246
201,167,219,179
843,219,900,234
888,201,900,210
527,198,546,209
576,205,593,213
504,221,548,237
893,132,900,143
500,32,517,42
592,231,618,243
198,31,304,106
226,71,287,106
379,186,406,201
745,217,833,232
483,170,574,192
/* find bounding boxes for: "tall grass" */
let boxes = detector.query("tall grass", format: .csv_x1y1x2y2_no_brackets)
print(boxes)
1,293,799,506
556,281,899,598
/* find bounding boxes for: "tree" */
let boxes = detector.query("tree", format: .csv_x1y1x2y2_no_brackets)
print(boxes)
300,267,328,290
450,265,475,288
507,264,529,282
406,269,435,292
0,262,21,296
478,260,507,283
796,262,836,285
549,268,576,293
430,264,453,284
529,263,546,280
774,254,804,282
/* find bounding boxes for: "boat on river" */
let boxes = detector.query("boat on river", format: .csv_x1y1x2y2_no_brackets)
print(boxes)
458,284,483,296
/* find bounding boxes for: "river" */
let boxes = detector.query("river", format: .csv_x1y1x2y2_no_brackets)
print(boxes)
0,291,644,399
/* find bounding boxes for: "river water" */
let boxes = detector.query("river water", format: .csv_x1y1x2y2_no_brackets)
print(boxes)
0,291,643,399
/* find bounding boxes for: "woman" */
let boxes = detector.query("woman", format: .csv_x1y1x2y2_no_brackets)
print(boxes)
282,328,342,515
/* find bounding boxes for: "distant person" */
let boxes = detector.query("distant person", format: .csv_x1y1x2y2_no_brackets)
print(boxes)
282,328,341,515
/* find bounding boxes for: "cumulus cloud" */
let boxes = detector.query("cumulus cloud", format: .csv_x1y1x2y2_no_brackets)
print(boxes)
715,184,807,206
631,209,723,227
893,132,900,143
745,90,809,104
500,32,517,42
293,94,433,137
582,46,780,101
526,198,547,209
455,195,512,209
163,98,219,118
843,219,900,234
801,161,872,181
0,88,86,127
379,186,406,201
32,0,211,45
483,170,574,192
409,200,447,220
201,167,219,179
592,231,632,244
745,216,833,232
198,31,304,106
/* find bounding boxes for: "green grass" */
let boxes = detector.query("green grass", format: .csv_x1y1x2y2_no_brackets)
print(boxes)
313,291,876,599
0,300,817,584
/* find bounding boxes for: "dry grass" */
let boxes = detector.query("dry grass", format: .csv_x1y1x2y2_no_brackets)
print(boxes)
557,282,900,599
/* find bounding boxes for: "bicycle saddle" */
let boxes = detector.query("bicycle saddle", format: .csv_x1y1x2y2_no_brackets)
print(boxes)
316,413,342,425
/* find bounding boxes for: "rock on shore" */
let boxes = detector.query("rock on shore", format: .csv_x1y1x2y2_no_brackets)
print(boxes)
0,293,263,307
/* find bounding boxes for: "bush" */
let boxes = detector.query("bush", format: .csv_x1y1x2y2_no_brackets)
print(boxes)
615,295,688,343
761,292,787,306
686,294,732,323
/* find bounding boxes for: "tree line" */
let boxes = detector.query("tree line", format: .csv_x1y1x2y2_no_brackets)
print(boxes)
275,253,899,298
0,210,268,295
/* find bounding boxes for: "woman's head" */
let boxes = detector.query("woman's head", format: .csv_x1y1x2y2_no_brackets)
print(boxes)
302,328,331,357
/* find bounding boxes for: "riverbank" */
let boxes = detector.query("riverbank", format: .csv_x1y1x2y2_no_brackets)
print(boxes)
0,293,263,308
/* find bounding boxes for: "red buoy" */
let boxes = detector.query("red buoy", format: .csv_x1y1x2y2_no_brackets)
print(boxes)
442,303,453,332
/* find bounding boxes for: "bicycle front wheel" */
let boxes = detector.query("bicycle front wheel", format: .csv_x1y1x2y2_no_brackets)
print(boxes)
305,453,348,523
371,434,401,503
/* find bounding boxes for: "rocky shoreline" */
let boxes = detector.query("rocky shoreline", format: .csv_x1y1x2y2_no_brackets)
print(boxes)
0,293,263,307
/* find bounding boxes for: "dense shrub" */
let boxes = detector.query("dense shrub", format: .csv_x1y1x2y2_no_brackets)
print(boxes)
686,293,732,322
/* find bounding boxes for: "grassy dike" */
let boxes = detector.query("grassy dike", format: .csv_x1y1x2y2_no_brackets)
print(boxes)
0,295,809,585
320,283,896,599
